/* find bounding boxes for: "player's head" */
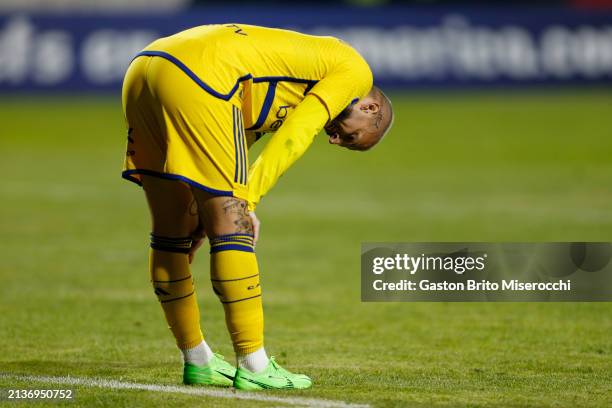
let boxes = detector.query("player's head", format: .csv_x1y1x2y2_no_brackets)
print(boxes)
324,86,394,151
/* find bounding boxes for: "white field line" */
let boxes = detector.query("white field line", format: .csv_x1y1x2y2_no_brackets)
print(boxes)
0,373,369,408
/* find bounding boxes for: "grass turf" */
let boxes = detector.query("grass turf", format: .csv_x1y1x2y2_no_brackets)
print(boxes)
0,91,611,407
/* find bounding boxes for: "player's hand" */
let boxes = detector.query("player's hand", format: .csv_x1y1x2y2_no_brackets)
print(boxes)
189,224,206,264
249,211,260,245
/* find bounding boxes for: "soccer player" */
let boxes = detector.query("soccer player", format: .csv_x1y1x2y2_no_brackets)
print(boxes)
121,23,393,390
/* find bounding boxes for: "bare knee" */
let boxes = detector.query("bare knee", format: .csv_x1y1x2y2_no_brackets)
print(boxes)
141,176,199,237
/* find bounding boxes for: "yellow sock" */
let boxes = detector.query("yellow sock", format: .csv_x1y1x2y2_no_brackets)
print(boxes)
149,235,203,350
209,234,263,355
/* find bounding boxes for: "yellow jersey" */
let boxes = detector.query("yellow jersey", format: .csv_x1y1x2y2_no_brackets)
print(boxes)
134,24,373,209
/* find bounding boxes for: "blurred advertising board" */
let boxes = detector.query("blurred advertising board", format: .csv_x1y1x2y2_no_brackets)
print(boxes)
1,6,611,91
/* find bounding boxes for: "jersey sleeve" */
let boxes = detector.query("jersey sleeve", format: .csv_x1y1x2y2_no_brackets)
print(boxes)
247,94,328,210
307,41,373,121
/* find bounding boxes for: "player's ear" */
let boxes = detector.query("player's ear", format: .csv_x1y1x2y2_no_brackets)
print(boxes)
360,101,380,114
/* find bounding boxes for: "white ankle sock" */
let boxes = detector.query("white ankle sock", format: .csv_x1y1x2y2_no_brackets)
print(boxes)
181,340,214,366
237,347,269,373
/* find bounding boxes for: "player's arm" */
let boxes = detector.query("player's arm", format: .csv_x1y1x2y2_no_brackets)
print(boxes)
247,43,372,211
247,94,328,210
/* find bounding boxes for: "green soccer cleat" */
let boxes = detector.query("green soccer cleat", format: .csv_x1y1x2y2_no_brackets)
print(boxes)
233,357,312,390
183,353,236,387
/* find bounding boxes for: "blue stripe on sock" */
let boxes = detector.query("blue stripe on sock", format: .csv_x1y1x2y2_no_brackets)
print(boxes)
210,237,254,245
210,235,254,243
210,244,255,253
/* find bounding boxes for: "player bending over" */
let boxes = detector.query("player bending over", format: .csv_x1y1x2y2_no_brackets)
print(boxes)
121,23,393,390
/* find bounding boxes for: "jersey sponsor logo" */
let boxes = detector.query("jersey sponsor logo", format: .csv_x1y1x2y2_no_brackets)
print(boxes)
270,105,291,130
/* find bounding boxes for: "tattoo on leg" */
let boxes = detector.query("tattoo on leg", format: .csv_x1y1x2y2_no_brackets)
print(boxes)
222,198,246,214
221,198,252,234
234,218,252,233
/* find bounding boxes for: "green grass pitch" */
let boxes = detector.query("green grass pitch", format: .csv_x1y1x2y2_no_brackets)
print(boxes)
0,91,611,407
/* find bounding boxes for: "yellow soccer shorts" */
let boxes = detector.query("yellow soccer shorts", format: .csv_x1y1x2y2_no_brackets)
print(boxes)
121,54,249,200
